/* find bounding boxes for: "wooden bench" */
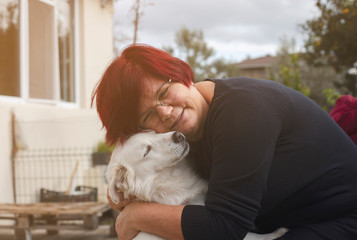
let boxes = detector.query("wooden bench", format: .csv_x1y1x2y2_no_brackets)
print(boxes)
0,202,112,240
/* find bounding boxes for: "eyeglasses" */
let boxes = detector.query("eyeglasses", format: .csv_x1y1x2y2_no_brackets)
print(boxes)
139,79,173,128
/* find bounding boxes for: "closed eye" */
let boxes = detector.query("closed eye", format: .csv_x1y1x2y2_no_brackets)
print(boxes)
143,110,154,124
143,145,152,157
158,86,169,100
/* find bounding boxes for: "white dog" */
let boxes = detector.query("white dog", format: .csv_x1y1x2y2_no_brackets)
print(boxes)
106,131,287,240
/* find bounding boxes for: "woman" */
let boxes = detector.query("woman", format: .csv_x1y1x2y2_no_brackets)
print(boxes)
92,44,357,240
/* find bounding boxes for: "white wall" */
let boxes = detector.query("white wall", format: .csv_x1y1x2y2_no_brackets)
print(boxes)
0,102,107,203
0,0,114,203
0,103,16,203
79,0,114,109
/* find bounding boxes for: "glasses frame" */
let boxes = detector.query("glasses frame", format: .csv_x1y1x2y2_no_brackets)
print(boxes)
139,78,173,128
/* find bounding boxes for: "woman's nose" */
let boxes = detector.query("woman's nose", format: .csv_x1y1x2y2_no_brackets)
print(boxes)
155,105,173,121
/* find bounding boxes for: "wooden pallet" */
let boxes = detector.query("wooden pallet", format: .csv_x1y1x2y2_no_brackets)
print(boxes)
0,202,112,240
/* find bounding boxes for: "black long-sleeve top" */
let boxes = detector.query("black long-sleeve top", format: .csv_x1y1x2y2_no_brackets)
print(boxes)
181,77,357,239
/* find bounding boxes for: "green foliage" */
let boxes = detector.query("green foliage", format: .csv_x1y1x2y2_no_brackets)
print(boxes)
164,27,240,81
323,88,342,106
298,60,342,107
163,27,214,81
176,27,215,73
268,37,311,96
94,141,114,153
209,58,241,79
301,0,357,72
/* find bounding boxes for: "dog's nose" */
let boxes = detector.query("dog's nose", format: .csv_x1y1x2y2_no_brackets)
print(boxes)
172,132,185,143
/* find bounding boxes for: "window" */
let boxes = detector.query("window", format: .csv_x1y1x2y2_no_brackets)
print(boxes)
29,0,57,100
0,0,77,103
0,0,20,97
58,0,76,102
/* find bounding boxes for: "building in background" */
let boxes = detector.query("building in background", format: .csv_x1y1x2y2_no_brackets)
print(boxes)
0,0,114,203
236,55,276,79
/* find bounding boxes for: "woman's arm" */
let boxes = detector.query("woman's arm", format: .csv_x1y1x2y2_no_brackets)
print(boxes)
115,202,185,240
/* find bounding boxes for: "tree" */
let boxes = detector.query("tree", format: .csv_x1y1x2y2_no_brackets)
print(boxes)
301,0,357,72
299,61,342,109
113,0,154,55
268,37,311,96
132,0,141,44
209,58,241,79
164,27,240,81
164,27,215,81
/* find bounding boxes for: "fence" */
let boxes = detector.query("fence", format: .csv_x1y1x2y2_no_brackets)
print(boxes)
13,147,107,203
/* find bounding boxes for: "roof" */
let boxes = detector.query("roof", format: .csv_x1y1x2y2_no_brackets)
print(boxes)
237,55,276,69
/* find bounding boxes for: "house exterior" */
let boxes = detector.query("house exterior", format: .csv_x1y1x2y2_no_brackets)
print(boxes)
236,55,276,79
0,0,114,203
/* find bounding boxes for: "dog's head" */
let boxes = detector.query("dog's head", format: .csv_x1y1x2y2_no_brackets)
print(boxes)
106,131,189,204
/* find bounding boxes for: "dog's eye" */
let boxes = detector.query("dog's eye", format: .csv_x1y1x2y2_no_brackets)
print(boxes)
143,145,152,157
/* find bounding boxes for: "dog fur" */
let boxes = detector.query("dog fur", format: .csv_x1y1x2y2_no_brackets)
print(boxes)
106,131,286,240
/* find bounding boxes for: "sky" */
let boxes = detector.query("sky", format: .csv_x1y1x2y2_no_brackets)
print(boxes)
113,0,319,62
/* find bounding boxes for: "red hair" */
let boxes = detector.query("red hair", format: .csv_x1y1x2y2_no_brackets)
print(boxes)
91,44,194,145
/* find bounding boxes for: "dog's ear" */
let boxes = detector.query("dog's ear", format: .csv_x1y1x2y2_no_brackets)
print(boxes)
108,165,129,204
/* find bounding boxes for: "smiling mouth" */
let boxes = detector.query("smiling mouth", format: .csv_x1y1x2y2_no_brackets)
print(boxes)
170,109,184,130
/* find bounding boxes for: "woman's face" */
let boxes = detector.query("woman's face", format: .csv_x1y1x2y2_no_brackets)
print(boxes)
137,77,209,142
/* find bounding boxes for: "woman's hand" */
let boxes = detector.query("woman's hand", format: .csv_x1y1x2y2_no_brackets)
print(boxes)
106,187,133,211
115,202,185,240
115,202,141,240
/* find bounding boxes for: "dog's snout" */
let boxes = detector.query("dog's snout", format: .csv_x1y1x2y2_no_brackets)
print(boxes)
172,132,185,143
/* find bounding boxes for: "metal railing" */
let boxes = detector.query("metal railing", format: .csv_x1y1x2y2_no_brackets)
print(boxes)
13,147,107,203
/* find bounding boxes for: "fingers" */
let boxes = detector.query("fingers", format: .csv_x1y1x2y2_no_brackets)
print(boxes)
107,188,132,211
115,207,140,240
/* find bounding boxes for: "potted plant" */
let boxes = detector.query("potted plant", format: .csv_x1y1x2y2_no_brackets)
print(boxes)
92,141,114,166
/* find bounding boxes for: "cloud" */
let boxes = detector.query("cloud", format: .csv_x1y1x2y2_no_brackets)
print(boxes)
113,0,318,61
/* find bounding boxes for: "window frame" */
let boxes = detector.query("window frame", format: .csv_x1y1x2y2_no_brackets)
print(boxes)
0,0,80,107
